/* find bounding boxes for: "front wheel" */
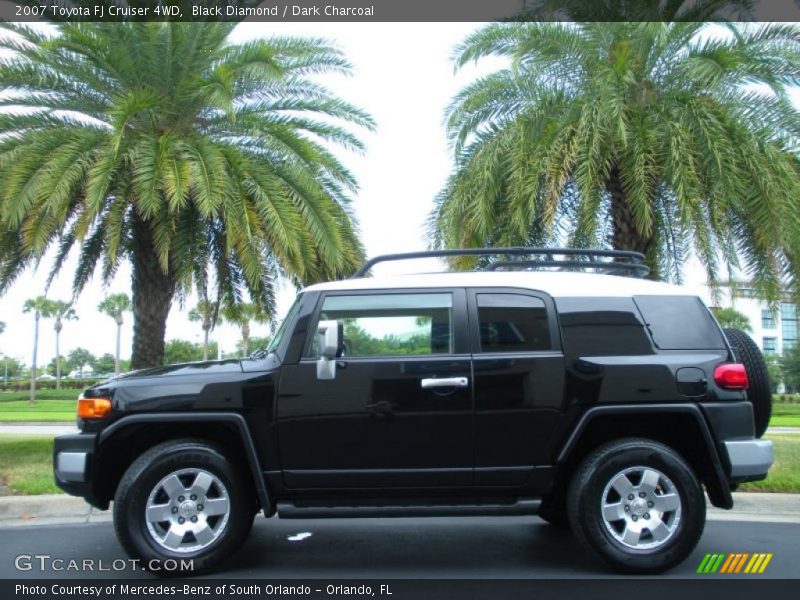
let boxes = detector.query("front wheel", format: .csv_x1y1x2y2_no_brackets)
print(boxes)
566,438,705,574
113,439,255,575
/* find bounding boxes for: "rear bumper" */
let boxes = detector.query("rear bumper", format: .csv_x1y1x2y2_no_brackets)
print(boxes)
724,439,774,482
53,432,108,510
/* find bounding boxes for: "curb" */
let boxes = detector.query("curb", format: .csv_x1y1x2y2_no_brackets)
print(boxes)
0,494,111,528
0,492,798,528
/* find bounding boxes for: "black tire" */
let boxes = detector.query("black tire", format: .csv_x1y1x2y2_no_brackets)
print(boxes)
724,328,772,438
566,438,705,574
538,495,570,529
113,439,255,576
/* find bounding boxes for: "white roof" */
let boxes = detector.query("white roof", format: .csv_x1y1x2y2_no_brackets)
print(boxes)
303,271,691,298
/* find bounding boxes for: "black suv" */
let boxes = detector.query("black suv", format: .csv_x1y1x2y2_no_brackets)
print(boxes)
53,248,774,575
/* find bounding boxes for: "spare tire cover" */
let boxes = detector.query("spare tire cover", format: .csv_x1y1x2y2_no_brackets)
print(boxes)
723,328,772,438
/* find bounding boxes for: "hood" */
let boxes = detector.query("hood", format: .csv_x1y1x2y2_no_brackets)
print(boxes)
96,358,244,384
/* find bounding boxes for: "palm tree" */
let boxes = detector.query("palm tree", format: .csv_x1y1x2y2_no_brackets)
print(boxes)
188,300,222,361
51,300,77,388
222,302,271,357
22,296,55,404
711,306,752,333
430,22,800,300
0,23,372,369
98,293,132,375
0,321,4,335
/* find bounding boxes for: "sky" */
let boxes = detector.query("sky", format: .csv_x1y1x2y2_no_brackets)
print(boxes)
0,22,500,367
0,22,798,369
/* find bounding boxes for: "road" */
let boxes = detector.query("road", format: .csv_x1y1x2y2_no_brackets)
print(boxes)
0,516,798,579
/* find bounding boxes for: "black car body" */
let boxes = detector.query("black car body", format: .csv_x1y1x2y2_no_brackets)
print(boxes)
53,249,774,574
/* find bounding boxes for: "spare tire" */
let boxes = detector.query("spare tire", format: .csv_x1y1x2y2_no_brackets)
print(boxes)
723,328,772,438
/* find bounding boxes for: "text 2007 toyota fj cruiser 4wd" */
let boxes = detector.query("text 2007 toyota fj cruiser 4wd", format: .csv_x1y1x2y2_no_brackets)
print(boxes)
54,248,774,574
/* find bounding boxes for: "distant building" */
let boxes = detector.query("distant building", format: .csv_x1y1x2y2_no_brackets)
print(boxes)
703,283,797,356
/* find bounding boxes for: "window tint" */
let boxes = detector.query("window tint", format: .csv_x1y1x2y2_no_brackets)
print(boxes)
633,296,726,350
556,297,653,356
476,294,551,353
310,293,453,357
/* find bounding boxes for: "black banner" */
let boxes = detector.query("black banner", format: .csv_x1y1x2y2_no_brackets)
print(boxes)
3,579,800,600
1,0,800,23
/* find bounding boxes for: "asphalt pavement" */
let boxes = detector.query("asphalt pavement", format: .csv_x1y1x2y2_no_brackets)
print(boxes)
0,517,798,579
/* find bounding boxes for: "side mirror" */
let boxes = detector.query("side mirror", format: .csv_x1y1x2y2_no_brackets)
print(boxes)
316,320,340,380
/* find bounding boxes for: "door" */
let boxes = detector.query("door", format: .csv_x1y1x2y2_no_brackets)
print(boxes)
468,289,566,485
277,289,473,488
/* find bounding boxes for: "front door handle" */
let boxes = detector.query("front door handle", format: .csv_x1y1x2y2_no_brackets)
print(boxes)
420,377,469,389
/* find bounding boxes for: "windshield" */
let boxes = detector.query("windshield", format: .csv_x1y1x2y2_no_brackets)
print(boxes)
264,295,303,355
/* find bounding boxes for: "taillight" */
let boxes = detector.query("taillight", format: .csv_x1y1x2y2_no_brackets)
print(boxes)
714,363,749,390
77,397,112,419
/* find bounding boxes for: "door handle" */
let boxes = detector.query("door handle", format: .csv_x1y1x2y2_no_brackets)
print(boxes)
420,377,469,389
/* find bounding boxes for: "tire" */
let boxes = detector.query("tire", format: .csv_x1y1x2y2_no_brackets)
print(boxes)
113,439,255,575
724,328,772,438
566,438,705,574
538,495,570,529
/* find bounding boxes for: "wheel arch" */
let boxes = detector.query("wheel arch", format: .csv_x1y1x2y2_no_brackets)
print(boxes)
555,404,733,509
95,413,273,516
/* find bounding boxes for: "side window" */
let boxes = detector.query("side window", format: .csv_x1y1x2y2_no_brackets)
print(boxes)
309,293,453,357
476,293,551,353
556,297,653,356
634,295,727,350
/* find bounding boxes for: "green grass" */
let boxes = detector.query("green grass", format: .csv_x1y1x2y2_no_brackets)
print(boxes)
740,434,800,493
769,403,800,427
0,432,798,496
0,435,60,494
0,389,82,402
0,389,80,422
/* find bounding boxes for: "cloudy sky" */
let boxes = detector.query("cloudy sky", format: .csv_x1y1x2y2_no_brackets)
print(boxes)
0,22,798,369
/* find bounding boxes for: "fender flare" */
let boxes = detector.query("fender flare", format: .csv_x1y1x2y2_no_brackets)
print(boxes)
556,404,733,509
98,412,273,516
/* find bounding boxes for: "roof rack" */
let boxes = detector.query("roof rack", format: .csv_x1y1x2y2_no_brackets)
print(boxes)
352,247,649,278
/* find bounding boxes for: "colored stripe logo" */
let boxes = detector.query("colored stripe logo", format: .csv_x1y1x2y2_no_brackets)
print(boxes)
697,553,773,574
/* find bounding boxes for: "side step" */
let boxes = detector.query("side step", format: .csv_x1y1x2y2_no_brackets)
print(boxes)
276,498,541,519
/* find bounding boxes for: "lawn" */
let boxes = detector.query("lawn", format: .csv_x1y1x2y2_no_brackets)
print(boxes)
0,435,60,494
0,389,79,422
0,433,797,496
740,434,800,493
769,402,800,427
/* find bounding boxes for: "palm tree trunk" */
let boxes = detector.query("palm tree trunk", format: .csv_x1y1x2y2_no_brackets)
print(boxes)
55,323,61,390
130,214,176,370
29,311,39,405
607,167,658,279
242,322,250,357
115,321,121,375
203,327,210,361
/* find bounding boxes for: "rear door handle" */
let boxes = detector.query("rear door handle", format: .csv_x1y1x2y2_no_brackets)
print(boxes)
420,377,469,389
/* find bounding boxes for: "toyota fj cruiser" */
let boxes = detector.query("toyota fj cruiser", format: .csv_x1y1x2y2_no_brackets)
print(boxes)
53,248,774,575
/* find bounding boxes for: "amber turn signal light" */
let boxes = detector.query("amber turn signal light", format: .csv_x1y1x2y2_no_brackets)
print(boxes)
77,397,112,419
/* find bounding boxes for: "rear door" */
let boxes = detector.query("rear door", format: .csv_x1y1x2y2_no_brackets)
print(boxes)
468,288,566,485
276,288,474,488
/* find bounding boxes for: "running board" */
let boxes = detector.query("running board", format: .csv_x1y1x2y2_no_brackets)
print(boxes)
276,498,541,519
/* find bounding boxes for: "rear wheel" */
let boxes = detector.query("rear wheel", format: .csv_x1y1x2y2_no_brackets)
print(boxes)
113,439,255,575
567,438,705,574
724,328,772,438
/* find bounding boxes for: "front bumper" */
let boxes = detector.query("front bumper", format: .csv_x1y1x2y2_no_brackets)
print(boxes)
53,432,108,509
724,439,774,482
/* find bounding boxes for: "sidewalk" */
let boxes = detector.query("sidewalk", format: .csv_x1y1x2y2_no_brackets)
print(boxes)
0,492,798,528
0,423,78,435
2,422,799,436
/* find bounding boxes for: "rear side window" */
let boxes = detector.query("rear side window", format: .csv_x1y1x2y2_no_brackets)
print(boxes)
556,297,653,356
633,295,726,350
476,293,551,352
